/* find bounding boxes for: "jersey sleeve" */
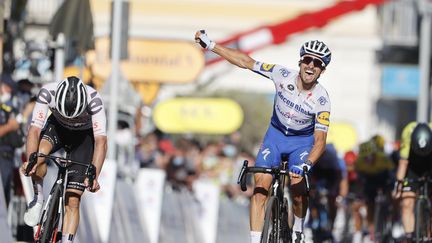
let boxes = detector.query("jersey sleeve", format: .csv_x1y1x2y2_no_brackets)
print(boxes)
30,86,52,129
314,91,331,132
87,89,107,137
399,122,417,159
252,61,288,82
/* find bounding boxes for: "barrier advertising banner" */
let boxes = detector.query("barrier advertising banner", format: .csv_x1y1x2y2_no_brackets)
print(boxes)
135,168,166,243
85,159,117,243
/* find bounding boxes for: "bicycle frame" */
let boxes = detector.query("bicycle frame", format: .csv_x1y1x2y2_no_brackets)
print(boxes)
237,156,310,243
413,174,432,243
25,153,96,243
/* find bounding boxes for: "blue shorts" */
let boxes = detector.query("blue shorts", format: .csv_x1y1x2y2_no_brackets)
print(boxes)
255,125,314,168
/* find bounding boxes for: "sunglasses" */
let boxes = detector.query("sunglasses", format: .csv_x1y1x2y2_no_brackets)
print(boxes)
300,56,325,69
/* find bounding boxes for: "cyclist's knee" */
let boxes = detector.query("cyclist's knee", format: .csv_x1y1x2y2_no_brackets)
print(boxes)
65,191,82,208
253,173,272,198
253,187,269,199
401,196,415,210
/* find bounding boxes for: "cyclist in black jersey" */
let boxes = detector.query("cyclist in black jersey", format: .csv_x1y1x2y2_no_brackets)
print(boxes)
21,76,107,243
393,122,432,241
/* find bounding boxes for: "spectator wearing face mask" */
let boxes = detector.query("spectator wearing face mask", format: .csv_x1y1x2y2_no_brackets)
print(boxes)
0,73,22,207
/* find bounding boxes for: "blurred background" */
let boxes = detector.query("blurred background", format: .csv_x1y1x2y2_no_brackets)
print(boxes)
0,0,429,242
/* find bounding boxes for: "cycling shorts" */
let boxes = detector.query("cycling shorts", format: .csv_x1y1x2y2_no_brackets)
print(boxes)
41,115,95,191
255,124,314,168
402,169,425,193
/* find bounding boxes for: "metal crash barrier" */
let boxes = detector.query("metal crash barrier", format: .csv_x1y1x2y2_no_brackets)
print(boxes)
13,166,251,243
216,199,250,243
108,180,150,243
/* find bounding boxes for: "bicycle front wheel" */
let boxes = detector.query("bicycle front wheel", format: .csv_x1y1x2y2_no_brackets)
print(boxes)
39,185,62,243
373,199,389,242
415,197,431,243
261,196,280,243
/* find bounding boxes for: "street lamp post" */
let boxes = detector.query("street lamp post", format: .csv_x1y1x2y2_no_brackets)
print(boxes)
417,0,432,122
107,0,123,161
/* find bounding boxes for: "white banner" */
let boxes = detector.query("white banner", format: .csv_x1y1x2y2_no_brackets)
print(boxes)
193,179,220,243
135,168,166,243
85,159,117,243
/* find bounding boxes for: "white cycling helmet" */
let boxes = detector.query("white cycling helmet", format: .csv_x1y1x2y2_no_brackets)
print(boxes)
55,76,88,118
300,40,332,66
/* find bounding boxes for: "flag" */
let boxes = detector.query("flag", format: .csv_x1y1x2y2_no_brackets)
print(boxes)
49,0,94,54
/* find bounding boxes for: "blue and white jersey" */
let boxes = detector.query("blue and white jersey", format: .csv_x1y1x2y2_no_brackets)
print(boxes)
253,61,331,136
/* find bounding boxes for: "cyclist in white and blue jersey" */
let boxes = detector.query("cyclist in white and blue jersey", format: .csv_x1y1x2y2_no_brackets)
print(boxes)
195,30,332,243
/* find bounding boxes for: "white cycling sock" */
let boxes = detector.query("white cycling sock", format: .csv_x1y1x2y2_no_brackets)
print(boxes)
62,233,74,243
293,215,304,232
250,231,261,243
352,231,362,243
33,180,43,203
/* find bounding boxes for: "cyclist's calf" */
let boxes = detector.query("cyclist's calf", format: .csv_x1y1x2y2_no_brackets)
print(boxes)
290,177,309,196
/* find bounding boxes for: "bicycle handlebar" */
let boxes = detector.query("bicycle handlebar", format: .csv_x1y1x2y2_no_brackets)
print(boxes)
25,152,96,189
237,160,310,193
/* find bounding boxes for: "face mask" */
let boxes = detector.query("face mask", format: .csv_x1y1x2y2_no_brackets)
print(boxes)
173,156,185,167
203,156,218,169
223,144,237,157
0,93,11,103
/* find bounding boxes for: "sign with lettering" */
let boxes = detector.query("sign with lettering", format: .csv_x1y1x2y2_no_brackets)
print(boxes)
153,98,244,134
86,38,204,83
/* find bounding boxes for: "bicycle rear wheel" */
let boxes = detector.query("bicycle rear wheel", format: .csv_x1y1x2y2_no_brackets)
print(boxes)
38,186,62,243
415,197,431,243
261,196,280,243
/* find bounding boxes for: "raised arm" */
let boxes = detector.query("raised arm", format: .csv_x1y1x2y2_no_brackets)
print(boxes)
195,30,256,70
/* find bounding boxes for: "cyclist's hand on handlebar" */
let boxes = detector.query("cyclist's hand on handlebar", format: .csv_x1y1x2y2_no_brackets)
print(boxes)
85,178,100,193
195,30,216,50
289,163,311,178
392,180,404,199
85,164,99,192
21,152,39,176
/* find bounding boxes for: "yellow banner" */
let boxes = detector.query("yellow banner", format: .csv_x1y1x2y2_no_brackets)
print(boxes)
131,82,160,106
86,38,204,84
153,98,244,134
327,122,358,153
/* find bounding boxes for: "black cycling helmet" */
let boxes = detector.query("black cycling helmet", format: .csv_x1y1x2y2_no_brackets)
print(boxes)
410,123,432,156
55,76,88,118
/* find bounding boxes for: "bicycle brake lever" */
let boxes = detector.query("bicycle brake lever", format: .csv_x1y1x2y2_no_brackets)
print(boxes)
303,166,310,194
238,160,249,192
25,152,39,176
86,164,96,189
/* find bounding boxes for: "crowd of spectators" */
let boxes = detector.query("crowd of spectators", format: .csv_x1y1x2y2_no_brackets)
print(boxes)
0,72,408,242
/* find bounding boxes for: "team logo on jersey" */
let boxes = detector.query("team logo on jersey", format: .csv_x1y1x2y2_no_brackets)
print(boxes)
299,151,309,160
262,148,271,161
88,97,104,115
280,68,289,77
260,63,275,72
37,88,52,104
317,111,330,126
287,84,294,91
318,96,328,105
